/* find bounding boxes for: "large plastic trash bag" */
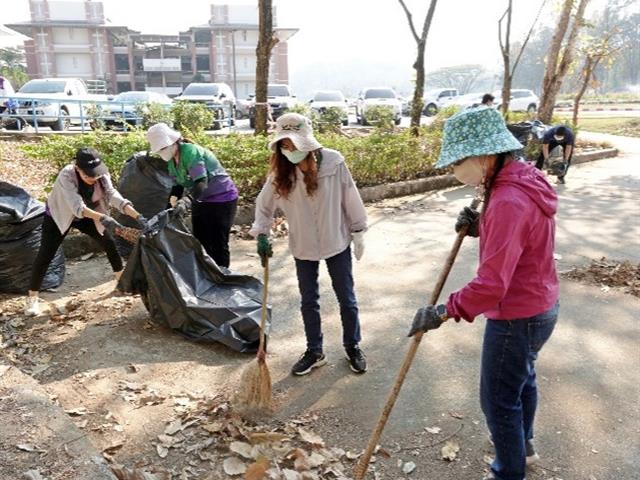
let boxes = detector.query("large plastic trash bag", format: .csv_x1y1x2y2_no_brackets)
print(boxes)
118,209,270,353
114,151,175,257
0,181,65,293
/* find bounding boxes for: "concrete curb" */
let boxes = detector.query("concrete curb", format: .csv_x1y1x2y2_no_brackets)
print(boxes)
62,147,619,258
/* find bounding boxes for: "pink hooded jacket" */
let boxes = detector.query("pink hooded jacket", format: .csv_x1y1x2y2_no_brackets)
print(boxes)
446,160,559,321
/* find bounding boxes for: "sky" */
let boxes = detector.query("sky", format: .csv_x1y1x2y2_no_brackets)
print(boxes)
2,0,612,97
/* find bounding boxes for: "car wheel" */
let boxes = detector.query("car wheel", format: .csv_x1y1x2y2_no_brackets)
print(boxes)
527,104,537,114
361,116,368,126
50,108,70,131
229,106,236,126
424,103,438,117
342,118,349,126
394,117,401,126
249,117,255,129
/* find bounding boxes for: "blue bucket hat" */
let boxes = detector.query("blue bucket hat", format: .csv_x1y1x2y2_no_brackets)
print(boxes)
436,107,523,169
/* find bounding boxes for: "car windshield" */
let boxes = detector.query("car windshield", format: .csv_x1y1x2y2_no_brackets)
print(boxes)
365,89,395,99
183,84,219,96
314,91,344,102
19,80,67,94
113,92,150,103
267,85,290,97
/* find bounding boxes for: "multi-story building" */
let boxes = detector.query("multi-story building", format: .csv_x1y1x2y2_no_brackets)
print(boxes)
6,0,297,97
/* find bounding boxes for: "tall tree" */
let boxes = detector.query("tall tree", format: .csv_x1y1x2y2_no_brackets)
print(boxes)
254,0,279,135
572,29,623,125
538,0,590,123
0,46,28,89
498,0,546,113
398,0,439,136
426,64,486,94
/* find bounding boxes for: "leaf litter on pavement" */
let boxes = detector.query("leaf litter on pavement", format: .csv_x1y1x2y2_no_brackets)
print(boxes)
561,257,639,297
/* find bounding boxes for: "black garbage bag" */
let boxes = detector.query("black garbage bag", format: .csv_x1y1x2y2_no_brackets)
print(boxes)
114,151,175,257
118,209,269,353
0,181,65,293
506,121,534,145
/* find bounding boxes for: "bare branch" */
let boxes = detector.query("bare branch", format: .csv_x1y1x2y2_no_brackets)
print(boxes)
498,8,508,55
512,0,548,74
398,0,421,44
420,0,439,43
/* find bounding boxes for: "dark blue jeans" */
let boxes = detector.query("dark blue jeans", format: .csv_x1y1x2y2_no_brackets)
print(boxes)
294,246,362,353
481,301,559,480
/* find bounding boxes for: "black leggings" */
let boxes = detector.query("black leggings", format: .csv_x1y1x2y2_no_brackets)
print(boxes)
30,215,123,291
191,199,238,268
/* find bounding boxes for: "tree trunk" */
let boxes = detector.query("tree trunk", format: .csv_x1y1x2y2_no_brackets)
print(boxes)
410,43,426,135
254,0,274,135
572,56,597,126
499,1,512,114
539,0,590,123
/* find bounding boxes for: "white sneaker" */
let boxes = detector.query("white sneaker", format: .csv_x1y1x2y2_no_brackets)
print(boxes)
24,296,42,317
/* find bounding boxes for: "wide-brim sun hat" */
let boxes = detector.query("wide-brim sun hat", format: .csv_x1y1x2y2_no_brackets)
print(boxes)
267,113,323,152
436,106,523,169
147,123,181,153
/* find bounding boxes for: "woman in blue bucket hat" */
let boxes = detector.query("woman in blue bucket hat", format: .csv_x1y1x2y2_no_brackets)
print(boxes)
408,107,560,480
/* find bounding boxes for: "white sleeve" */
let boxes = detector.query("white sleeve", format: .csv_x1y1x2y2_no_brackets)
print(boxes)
249,175,277,237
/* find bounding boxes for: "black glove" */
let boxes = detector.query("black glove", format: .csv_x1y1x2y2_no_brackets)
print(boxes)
408,305,445,337
455,206,480,237
136,215,149,231
173,197,191,217
257,234,273,267
100,215,123,235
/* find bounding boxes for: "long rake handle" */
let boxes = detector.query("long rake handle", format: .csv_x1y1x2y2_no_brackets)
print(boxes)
354,197,480,480
258,257,269,355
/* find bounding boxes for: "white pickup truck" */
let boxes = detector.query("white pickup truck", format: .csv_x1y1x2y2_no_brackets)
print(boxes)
14,78,94,131
422,88,459,116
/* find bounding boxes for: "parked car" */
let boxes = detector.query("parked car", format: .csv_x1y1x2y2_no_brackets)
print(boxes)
175,83,236,129
103,91,172,128
14,78,91,130
309,90,349,126
493,89,539,113
249,84,297,129
422,88,459,116
356,87,402,126
450,92,488,109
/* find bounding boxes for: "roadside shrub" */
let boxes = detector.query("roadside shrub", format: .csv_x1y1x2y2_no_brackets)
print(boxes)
316,107,344,134
363,105,395,132
21,130,148,184
139,102,173,129
171,102,213,136
23,106,449,202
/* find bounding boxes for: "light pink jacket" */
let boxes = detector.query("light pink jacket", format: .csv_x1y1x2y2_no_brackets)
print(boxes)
447,161,559,321
250,148,367,261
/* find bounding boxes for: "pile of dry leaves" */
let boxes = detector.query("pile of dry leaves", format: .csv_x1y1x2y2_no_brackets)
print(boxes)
562,257,640,297
232,217,289,241
110,394,360,480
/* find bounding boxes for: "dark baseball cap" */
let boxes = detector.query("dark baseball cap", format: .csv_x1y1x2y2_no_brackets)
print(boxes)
75,148,108,178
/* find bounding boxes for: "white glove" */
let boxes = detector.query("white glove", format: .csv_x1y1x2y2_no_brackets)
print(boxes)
169,195,178,208
352,231,365,261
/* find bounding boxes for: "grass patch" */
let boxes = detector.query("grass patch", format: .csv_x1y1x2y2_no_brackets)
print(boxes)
571,117,640,137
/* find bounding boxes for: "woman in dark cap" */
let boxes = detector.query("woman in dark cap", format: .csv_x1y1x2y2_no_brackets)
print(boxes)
24,148,146,316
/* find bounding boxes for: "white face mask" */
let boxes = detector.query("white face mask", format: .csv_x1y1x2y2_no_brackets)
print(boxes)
453,157,486,186
281,148,308,165
157,143,178,162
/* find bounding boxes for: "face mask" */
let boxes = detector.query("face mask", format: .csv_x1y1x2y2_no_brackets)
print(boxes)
453,157,485,186
281,148,308,165
158,144,177,162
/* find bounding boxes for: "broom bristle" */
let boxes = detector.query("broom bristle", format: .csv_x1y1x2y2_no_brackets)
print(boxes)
234,357,273,417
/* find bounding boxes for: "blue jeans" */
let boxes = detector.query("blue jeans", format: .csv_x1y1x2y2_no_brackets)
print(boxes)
294,246,362,353
481,301,559,480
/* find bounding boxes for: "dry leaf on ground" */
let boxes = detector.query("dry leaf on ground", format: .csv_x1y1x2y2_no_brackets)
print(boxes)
298,428,325,447
441,440,460,461
223,457,247,476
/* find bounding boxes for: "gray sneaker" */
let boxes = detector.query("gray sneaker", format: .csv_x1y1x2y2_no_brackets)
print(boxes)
487,436,540,466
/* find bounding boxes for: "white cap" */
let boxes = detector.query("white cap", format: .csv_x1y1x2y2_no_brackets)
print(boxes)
267,113,322,152
146,123,181,153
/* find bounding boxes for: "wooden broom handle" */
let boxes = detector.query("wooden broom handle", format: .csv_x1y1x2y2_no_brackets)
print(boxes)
354,197,481,480
258,257,269,355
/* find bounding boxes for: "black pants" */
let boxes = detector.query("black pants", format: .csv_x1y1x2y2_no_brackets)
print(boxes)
535,147,573,179
30,215,123,291
192,199,238,268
